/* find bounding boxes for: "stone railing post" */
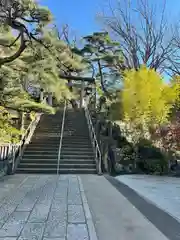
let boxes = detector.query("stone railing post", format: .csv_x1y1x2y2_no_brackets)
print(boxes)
80,81,85,108
48,92,53,106
40,88,44,102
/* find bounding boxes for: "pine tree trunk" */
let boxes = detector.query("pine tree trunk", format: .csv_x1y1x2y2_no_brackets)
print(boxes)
97,60,106,93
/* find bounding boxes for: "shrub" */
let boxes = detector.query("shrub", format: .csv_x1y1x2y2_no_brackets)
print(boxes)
136,138,167,174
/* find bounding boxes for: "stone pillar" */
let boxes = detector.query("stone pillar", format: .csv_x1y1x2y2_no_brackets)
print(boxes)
93,83,97,111
48,92,53,106
107,121,113,139
40,88,44,102
20,112,25,142
80,81,85,108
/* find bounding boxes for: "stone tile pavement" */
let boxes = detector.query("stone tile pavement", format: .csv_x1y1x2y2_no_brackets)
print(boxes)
82,175,170,240
0,174,98,240
1,173,179,240
116,174,180,223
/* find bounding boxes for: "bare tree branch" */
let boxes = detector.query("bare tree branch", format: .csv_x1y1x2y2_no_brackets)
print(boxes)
101,0,174,74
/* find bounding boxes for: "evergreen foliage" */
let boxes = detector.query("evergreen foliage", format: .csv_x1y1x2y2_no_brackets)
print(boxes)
0,0,84,143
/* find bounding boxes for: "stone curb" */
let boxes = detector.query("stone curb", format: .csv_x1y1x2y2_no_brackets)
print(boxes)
78,176,98,240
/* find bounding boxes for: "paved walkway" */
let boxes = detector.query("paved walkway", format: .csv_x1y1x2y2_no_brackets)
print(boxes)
0,174,97,240
82,175,169,240
0,174,180,240
116,175,180,223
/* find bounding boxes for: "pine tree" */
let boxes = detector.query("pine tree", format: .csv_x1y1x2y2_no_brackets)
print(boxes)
0,0,52,66
0,1,84,143
73,32,123,95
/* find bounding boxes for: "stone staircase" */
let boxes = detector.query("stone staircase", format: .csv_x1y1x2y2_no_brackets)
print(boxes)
16,109,97,174
60,109,96,174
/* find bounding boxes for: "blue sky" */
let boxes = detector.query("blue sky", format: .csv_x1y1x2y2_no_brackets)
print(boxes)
41,0,104,37
40,0,180,81
41,0,180,38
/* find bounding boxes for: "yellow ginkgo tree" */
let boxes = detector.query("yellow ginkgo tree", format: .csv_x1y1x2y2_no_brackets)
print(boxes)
170,76,180,110
121,66,176,141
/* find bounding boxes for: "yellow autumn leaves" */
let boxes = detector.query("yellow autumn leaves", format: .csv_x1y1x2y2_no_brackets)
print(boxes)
121,66,180,128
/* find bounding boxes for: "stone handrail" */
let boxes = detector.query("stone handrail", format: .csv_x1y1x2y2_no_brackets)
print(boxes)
0,97,48,175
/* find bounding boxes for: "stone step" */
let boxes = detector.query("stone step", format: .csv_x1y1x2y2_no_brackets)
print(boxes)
32,136,90,140
25,145,92,151
37,124,62,126
27,144,60,148
60,159,95,164
31,137,60,141
23,153,93,159
29,140,60,144
27,142,91,147
23,149,93,155
33,134,61,137
32,136,60,139
59,163,96,169
61,144,92,148
38,125,62,127
32,136,60,140
61,147,93,150
61,142,91,146
60,154,94,159
36,128,62,131
64,127,88,130
22,154,58,159
18,163,58,168
24,150,59,154
16,108,97,175
61,150,93,154
62,140,91,144
64,125,88,128
37,123,62,126
20,159,95,164
32,134,89,138
65,135,90,138
34,130,61,133
64,134,90,137
62,138,91,141
18,163,96,169
16,168,97,174
20,159,58,163
63,134,90,137
25,145,59,150
63,128,88,131
63,135,90,138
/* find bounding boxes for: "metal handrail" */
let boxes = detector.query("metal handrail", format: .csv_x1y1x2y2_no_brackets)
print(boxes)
57,100,67,175
84,104,102,175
